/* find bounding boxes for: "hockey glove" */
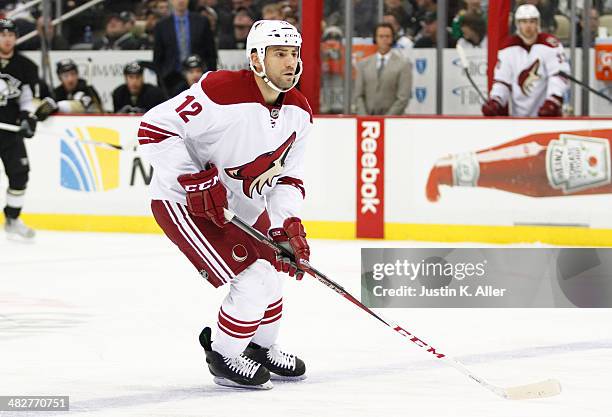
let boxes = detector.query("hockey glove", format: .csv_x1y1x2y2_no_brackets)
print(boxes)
481,97,508,116
18,111,37,139
269,217,311,280
177,165,229,227
538,96,562,117
34,97,58,121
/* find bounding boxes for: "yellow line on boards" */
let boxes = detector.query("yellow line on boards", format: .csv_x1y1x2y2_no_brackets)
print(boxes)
6,213,612,246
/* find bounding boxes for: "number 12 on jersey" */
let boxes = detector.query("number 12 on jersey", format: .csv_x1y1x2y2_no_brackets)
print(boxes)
175,95,202,123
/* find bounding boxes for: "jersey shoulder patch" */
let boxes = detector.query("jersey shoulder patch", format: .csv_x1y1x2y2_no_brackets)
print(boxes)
536,33,560,48
200,69,256,105
284,88,313,123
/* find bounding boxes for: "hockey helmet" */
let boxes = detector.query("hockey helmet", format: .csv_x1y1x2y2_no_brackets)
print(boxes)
56,59,78,76
182,54,204,70
245,19,303,93
124,61,144,75
515,4,540,22
0,18,18,35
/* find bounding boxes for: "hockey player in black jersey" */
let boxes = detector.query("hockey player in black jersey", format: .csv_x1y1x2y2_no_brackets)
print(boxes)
0,18,39,241
112,61,166,113
53,59,103,114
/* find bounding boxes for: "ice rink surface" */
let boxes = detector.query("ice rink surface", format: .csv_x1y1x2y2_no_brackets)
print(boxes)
1,231,611,417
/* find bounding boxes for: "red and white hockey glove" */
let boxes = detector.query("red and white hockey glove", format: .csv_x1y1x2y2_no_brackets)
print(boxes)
481,97,508,116
177,165,228,227
538,95,562,117
269,217,311,280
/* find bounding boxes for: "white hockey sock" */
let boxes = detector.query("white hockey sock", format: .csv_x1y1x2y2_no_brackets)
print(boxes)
212,260,280,358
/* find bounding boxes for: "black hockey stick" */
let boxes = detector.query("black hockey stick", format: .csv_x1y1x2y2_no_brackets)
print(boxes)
223,208,561,400
0,121,127,151
456,43,488,102
559,71,612,105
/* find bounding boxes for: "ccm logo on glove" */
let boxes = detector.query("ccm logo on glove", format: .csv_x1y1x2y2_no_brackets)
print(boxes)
183,176,219,192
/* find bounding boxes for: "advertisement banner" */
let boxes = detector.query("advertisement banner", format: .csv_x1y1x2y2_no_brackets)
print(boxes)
405,49,436,115
356,117,384,238
384,118,612,229
442,48,487,115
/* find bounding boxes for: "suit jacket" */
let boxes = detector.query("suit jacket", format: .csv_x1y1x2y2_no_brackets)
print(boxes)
153,12,217,80
354,50,412,115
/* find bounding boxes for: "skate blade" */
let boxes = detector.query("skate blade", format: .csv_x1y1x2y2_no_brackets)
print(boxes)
5,233,35,243
213,377,273,390
270,374,307,382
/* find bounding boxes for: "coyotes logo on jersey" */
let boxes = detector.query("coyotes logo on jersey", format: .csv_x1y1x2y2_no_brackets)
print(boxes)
225,132,296,198
518,59,541,96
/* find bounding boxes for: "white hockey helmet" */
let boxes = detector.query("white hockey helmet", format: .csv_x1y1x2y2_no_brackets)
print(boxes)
515,4,540,22
246,19,303,93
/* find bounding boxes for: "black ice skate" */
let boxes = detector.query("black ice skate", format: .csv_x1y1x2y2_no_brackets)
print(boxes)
199,327,272,390
244,342,306,381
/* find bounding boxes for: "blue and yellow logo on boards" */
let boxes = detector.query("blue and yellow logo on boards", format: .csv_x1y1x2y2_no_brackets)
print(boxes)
60,127,120,192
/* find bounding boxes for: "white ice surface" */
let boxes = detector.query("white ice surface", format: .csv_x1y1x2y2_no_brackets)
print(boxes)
0,231,611,417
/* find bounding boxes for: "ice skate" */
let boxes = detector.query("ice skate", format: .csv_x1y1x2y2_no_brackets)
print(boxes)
4,217,35,242
199,327,272,390
245,342,306,381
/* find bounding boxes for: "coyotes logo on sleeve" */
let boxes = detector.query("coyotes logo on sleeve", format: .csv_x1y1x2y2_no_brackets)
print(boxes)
225,132,296,198
518,59,541,95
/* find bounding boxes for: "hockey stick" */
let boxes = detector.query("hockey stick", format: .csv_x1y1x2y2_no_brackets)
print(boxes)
223,208,561,400
456,43,488,102
559,71,612,105
0,121,127,151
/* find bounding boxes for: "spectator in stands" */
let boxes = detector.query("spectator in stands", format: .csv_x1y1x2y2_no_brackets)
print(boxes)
142,9,161,49
451,0,485,41
112,61,166,113
18,16,69,50
354,23,412,115
457,11,487,49
262,3,283,20
93,12,143,50
172,54,205,95
577,8,600,46
153,0,217,90
156,0,171,18
218,8,254,49
198,4,219,32
412,0,437,36
383,10,414,60
414,11,456,47
53,59,103,114
384,0,414,34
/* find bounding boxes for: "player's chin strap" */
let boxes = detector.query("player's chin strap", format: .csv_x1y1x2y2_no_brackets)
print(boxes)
250,59,303,93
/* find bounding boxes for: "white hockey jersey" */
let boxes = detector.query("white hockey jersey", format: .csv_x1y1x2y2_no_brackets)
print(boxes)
138,69,313,229
490,33,570,116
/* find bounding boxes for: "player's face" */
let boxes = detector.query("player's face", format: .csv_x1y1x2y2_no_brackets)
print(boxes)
126,74,144,94
263,46,299,90
518,18,538,42
0,31,17,55
185,68,204,86
60,70,79,92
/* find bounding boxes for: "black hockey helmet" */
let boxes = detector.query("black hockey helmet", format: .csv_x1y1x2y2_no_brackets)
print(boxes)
0,18,18,35
123,61,144,75
182,54,204,71
56,58,78,76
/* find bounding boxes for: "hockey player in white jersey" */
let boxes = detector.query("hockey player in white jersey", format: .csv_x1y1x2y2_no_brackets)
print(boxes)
482,4,570,117
138,20,312,390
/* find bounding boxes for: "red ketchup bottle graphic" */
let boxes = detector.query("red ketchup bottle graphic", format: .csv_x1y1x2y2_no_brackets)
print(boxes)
426,129,612,202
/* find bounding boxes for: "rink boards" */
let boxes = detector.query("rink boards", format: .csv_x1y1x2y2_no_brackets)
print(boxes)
5,114,612,245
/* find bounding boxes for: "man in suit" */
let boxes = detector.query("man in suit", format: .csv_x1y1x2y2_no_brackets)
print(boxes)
153,0,217,91
354,23,412,115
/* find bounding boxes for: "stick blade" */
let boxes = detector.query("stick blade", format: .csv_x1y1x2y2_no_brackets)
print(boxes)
503,379,561,400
